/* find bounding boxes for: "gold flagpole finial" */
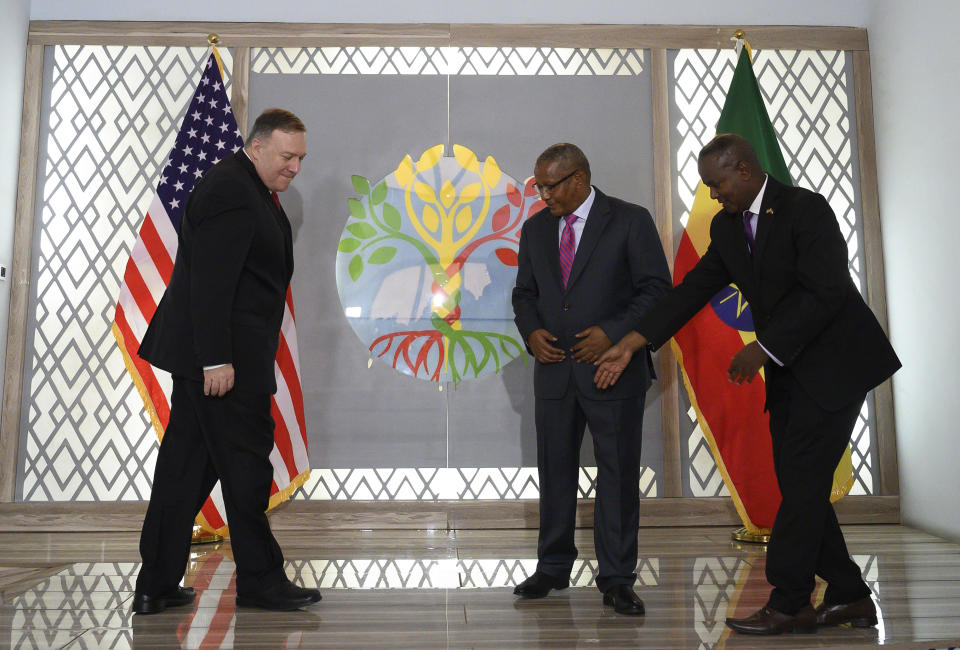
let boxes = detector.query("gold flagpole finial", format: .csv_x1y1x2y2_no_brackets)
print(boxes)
207,33,220,45
733,29,745,40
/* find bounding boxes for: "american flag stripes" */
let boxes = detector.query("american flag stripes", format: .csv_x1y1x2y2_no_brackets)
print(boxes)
111,47,310,535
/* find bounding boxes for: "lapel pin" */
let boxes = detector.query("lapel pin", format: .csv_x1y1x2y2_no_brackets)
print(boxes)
765,208,774,215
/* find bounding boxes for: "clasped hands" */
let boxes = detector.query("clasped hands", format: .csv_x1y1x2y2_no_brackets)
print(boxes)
527,326,612,365
590,334,769,390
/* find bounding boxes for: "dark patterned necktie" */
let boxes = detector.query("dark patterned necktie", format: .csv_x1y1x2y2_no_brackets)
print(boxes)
743,210,756,253
559,214,578,288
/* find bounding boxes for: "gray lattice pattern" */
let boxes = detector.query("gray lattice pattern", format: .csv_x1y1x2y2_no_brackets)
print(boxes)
251,46,644,76
18,46,232,501
672,48,875,497
293,466,659,500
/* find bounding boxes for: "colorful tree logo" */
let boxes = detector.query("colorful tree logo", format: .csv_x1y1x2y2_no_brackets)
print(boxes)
335,144,545,384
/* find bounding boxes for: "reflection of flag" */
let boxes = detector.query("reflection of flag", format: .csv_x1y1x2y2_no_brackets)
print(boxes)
672,43,853,535
111,47,309,535
177,553,237,648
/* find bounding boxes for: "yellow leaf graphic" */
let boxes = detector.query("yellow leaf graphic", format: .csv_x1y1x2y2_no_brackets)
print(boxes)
440,180,456,210
482,156,501,187
416,144,444,173
415,181,437,204
453,144,480,173
395,155,414,186
423,205,440,233
456,205,473,233
459,182,481,205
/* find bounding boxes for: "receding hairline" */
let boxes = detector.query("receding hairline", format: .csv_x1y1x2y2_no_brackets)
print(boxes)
535,142,591,180
246,108,306,146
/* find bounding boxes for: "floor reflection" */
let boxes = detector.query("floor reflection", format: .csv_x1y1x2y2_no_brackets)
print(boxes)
4,539,960,649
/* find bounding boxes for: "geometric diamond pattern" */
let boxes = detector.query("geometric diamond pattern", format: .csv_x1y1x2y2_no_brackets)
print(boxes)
252,46,645,76
671,48,875,497
18,45,232,501
293,466,660,500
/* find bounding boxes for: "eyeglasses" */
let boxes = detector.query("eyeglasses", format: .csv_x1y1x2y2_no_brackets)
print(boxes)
533,170,578,197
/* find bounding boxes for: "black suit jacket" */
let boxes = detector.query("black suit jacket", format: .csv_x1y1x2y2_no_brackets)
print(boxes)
513,188,671,400
638,176,900,411
138,151,294,395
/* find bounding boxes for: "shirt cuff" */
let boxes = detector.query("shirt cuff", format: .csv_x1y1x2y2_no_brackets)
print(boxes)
757,340,783,366
203,363,228,370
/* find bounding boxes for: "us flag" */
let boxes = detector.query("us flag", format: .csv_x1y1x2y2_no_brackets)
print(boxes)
111,47,310,535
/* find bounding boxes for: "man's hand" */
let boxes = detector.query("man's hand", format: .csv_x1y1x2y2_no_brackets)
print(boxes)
528,329,565,364
571,326,612,363
727,341,769,385
592,343,632,389
204,364,235,397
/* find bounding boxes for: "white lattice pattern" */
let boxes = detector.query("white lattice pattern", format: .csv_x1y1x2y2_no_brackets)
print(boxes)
252,46,644,76
672,48,875,497
19,46,231,502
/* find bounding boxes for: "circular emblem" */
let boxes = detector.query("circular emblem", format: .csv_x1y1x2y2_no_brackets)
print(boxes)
336,144,544,384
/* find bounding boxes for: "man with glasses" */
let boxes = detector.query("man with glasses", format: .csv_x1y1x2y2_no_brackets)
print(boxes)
512,143,671,614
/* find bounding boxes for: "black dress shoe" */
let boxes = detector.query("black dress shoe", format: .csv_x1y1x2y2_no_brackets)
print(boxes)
513,571,569,598
236,580,316,611
725,605,817,635
815,596,877,627
289,583,322,603
132,586,196,615
602,585,645,616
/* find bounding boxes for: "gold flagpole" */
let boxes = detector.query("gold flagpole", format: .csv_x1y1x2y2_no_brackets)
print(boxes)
189,32,228,547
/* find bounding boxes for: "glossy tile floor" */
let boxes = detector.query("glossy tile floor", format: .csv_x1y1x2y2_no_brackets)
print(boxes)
1,525,959,648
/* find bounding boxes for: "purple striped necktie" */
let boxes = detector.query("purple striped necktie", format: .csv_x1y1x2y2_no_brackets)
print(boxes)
559,214,578,288
743,210,756,253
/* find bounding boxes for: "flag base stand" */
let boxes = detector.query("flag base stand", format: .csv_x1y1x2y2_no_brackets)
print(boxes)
191,524,224,545
731,526,770,544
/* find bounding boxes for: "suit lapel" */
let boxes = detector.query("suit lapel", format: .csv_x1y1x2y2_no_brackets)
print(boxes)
563,188,611,292
752,176,783,263
539,212,563,289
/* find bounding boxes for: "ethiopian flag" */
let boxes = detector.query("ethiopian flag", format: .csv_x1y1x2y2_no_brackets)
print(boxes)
672,43,854,535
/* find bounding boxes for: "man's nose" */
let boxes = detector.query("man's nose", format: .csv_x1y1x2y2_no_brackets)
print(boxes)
709,186,718,201
288,158,301,174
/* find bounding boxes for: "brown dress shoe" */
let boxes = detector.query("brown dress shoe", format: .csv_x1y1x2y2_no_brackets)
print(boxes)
725,604,817,635
815,596,877,627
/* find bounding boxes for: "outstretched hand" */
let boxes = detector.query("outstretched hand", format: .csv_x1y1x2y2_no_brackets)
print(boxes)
593,343,633,389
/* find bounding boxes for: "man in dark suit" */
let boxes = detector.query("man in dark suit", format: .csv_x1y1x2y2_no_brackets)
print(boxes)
511,143,671,615
595,134,900,634
133,109,320,614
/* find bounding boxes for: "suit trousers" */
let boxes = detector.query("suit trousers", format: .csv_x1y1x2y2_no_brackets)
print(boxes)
763,366,872,614
136,377,286,596
534,383,645,593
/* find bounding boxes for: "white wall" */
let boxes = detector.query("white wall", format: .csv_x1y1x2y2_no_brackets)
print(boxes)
867,0,960,542
0,1,30,403
29,0,870,26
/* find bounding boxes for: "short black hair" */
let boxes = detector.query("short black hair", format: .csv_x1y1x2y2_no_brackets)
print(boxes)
536,143,591,182
698,133,762,172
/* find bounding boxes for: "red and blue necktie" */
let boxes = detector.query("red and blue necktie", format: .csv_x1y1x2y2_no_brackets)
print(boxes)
559,214,578,288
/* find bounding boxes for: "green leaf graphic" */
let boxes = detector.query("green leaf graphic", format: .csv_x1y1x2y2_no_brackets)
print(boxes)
337,238,361,253
383,203,402,230
368,246,397,265
347,222,377,239
348,198,366,220
349,254,364,281
371,181,388,205
352,175,371,195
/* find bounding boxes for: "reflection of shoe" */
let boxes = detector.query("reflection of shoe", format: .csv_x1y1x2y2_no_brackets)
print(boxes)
726,605,817,635
237,580,315,611
513,571,569,598
132,586,196,615
815,596,878,627
602,585,645,616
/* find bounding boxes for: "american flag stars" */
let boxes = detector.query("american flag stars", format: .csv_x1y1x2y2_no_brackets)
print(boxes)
155,55,243,229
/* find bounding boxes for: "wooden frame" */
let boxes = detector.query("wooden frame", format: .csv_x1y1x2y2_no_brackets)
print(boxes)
0,21,897,528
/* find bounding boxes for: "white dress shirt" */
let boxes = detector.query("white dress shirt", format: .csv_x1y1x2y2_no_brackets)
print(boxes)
557,187,596,253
